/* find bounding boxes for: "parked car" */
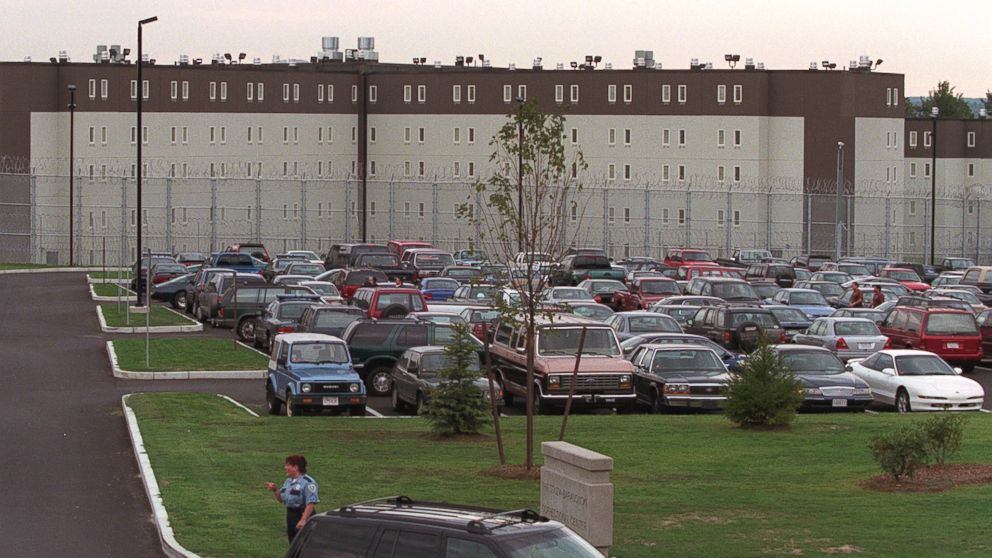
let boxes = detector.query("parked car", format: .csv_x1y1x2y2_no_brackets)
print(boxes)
459,307,501,342
935,257,976,274
608,311,682,341
439,265,484,284
285,250,323,265
560,302,615,322
271,274,314,286
264,333,366,416
829,307,887,325
879,307,982,372
613,277,681,310
183,267,227,315
285,497,604,558
831,284,900,309
452,250,486,266
819,262,872,278
341,318,464,395
927,288,987,313
350,286,428,319
419,277,460,302
675,266,743,284
620,332,744,370
387,240,434,260
577,279,628,308
400,249,456,279
664,248,716,268
489,314,636,413
791,317,890,360
879,267,930,292
150,272,194,309
318,268,389,300
793,280,845,301
649,304,703,326
650,295,724,307
931,272,965,289
405,311,468,327
764,305,812,341
212,283,315,339
793,267,812,281
539,286,597,305
744,263,796,288
809,271,853,285
297,305,366,338
789,253,832,271
263,256,306,281
772,345,873,410
131,253,177,290
209,252,265,274
978,309,992,358
279,261,325,278
960,266,992,296
889,261,939,284
297,281,343,305
323,243,390,269
225,242,270,263
548,254,625,286
895,295,974,314
684,277,761,305
175,252,207,267
838,257,894,276
716,248,774,267
390,346,501,415
684,305,785,352
449,284,499,304
846,350,984,412
750,281,782,302
254,298,322,352
353,252,416,283
770,288,835,319
629,344,730,412
195,272,266,323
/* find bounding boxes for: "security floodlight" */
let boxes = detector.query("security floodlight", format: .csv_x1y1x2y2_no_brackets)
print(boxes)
224,53,232,62
50,57,58,64
593,55,602,64
238,52,246,62
724,53,740,68
570,61,577,69
875,59,883,68
139,16,158,25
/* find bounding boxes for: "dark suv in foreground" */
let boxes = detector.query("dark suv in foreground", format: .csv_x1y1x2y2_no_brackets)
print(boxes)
684,305,785,352
285,496,603,558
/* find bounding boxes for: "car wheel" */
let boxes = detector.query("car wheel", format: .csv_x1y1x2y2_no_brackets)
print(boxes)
284,391,297,417
265,384,282,415
532,389,547,415
350,405,366,417
415,393,426,416
238,318,256,342
184,296,194,315
172,291,187,310
367,366,394,396
499,378,513,407
391,388,405,412
896,389,911,413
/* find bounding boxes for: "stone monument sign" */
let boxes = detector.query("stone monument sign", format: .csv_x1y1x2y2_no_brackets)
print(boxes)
540,441,614,556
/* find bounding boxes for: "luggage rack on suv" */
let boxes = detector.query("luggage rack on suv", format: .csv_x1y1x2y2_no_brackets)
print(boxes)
336,495,549,534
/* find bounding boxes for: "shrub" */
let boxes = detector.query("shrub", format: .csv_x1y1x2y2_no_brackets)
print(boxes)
869,425,931,480
723,341,804,428
919,414,966,465
422,325,491,436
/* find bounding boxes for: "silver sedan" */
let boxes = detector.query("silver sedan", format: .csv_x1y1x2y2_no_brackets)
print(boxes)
791,317,889,361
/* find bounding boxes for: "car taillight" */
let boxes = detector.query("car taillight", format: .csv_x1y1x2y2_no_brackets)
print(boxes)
424,292,433,300
778,330,786,343
594,295,602,303
723,331,732,344
883,337,892,349
835,337,849,350
276,326,295,334
153,274,168,284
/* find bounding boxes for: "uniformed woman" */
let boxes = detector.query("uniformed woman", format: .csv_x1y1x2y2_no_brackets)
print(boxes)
265,454,320,543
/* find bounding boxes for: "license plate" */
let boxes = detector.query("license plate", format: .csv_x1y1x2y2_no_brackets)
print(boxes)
947,342,960,349
322,397,339,406
858,343,873,350
832,399,848,407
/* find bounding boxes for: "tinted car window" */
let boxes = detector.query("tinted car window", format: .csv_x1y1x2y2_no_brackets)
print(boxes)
421,353,481,375
297,521,376,558
790,292,828,305
357,254,400,267
780,351,845,375
651,349,724,374
377,293,426,312
728,312,778,328
834,321,881,336
896,355,956,375
639,281,679,294
768,307,808,323
345,271,389,285
349,323,395,345
925,313,978,335
316,310,363,328
277,303,313,320
415,253,455,267
396,325,429,346
217,254,253,266
711,282,758,300
425,278,460,290
628,315,681,333
445,538,498,558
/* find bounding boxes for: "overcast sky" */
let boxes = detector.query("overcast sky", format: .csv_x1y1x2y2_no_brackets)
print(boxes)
5,0,990,98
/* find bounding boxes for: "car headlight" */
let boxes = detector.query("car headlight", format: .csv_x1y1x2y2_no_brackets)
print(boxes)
301,383,312,393
853,387,871,396
805,387,822,396
619,374,631,387
664,383,689,395
349,383,360,393
548,375,561,387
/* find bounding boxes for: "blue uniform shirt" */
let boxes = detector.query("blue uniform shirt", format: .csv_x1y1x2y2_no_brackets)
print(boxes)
280,474,319,509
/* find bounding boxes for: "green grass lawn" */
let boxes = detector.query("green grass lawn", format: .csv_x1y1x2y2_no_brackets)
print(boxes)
114,339,267,372
101,304,194,328
88,270,133,280
92,283,135,297
129,393,992,558
0,263,64,270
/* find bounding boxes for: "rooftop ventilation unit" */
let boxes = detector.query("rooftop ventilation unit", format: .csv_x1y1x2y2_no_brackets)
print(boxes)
253,57,262,65
604,62,613,70
704,62,713,70
690,58,701,70
532,57,543,70
744,57,755,70
849,60,858,71
58,51,69,63
272,54,282,63
357,36,375,50
809,62,818,70
556,63,564,70
434,60,442,68
859,55,871,68
24,56,31,62
455,56,465,66
633,50,655,69
756,62,765,70
179,54,189,65
482,59,491,67
319,36,343,61
652,61,663,69
354,37,378,62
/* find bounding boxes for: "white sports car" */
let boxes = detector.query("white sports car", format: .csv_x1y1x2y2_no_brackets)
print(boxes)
846,349,984,413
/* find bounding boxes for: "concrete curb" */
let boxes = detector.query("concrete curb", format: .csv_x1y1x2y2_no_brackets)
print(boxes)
106,341,267,380
89,283,137,302
97,306,203,334
87,276,132,285
0,266,123,275
121,394,201,558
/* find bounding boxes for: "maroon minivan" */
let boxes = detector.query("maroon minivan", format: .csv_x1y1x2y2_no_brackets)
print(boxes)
880,307,982,372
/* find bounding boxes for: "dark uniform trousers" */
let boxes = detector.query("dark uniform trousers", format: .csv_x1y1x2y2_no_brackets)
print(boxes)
286,506,304,542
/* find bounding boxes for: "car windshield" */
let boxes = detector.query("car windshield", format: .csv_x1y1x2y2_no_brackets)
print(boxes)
813,283,845,297
357,254,399,267
839,264,870,275
277,303,312,320
780,351,845,375
470,310,501,323
588,281,626,294
504,527,604,558
889,270,922,282
661,307,700,324
553,288,591,300
925,313,978,335
846,310,885,323
941,291,980,305
420,352,481,376
628,315,681,333
712,282,758,300
895,355,956,376
682,252,713,262
794,268,811,280
466,287,497,299
302,283,339,296
376,293,426,312
569,305,613,320
447,268,481,277
769,307,809,323
315,310,363,328
425,279,460,290
178,253,206,261
790,292,828,306
538,327,621,356
948,259,974,269
728,312,779,328
640,281,679,294
289,342,349,364
834,321,881,336
154,264,186,273
415,253,455,266
752,284,781,298
289,264,324,275
574,256,611,268
651,349,725,375
216,254,253,266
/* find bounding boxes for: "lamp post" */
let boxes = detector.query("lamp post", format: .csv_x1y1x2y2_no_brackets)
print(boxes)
516,96,525,253
929,106,938,265
67,84,77,266
834,141,844,261
136,15,157,305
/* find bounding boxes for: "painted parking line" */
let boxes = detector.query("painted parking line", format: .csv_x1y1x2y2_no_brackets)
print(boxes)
864,409,879,415
217,394,259,417
980,409,991,414
365,406,384,418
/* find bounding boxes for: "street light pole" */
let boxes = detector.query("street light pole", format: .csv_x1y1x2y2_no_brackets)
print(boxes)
930,107,938,265
835,141,844,261
136,15,157,305
516,97,525,254
68,84,77,266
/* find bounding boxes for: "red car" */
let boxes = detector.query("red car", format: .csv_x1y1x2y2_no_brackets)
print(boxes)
676,265,744,282
664,248,717,268
387,240,434,260
978,309,992,359
323,268,389,301
880,306,982,372
350,286,428,319
613,277,681,310
879,267,930,292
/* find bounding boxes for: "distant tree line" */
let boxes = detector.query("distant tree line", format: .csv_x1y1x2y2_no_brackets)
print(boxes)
905,80,992,119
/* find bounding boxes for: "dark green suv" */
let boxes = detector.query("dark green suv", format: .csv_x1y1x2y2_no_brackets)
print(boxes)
341,319,474,396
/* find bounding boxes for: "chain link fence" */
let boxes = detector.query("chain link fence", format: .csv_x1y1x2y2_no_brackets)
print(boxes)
2,171,990,266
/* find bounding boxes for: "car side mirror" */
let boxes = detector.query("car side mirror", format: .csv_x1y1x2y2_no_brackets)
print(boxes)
686,319,694,326
953,367,963,375
881,367,895,376
844,365,853,372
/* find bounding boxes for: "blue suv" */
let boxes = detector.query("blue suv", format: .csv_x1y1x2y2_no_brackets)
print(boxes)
265,333,367,417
